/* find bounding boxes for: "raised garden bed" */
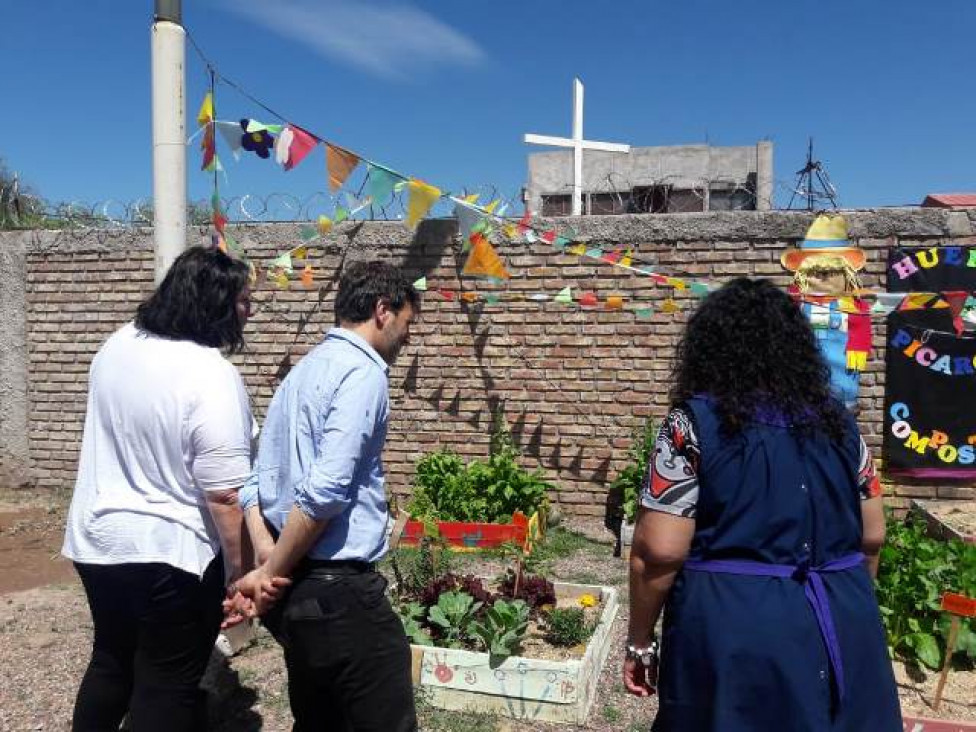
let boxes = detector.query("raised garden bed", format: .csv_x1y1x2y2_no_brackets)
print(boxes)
409,581,618,724
400,510,544,551
911,499,976,545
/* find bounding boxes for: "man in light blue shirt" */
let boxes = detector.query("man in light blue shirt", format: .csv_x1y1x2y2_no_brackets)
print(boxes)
234,260,420,731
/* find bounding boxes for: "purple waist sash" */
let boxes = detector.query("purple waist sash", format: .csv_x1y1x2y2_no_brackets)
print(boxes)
683,552,865,702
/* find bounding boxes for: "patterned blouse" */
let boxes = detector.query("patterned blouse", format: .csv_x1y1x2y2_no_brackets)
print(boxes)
641,406,883,518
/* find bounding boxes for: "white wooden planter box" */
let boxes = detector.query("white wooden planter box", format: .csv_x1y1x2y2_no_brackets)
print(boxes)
410,582,619,725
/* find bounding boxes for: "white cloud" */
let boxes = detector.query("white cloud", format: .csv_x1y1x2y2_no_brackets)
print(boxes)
222,0,485,80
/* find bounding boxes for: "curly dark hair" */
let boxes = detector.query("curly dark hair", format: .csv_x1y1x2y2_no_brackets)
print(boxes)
670,277,848,441
135,247,250,353
334,260,420,325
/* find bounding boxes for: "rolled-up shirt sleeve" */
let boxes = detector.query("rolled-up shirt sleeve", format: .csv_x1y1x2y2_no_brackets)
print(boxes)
238,468,260,510
294,366,387,522
190,367,254,493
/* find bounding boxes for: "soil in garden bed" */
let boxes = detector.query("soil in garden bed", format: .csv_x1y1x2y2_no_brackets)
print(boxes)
515,597,604,663
896,660,976,722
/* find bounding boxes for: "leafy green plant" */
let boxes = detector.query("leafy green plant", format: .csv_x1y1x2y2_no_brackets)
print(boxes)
608,419,656,524
398,601,434,646
876,515,976,670
544,606,595,647
408,417,551,524
498,571,556,610
427,591,482,648
469,598,530,658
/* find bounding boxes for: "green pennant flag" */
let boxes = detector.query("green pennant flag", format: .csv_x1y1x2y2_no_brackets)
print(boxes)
585,247,603,259
300,225,318,241
635,307,654,319
484,294,501,305
412,276,428,292
690,282,710,297
555,287,573,304
334,206,349,223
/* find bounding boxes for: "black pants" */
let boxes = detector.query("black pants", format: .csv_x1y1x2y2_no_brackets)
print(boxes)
267,565,417,732
73,558,225,732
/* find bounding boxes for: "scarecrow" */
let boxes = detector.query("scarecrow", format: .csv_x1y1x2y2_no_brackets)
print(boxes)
781,213,871,409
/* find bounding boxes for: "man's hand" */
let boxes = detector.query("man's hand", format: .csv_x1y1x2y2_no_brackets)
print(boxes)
623,657,657,697
228,565,292,617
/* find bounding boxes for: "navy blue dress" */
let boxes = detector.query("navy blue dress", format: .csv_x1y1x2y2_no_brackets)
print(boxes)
649,397,902,731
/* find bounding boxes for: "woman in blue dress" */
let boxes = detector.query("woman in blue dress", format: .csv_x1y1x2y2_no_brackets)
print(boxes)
623,278,902,731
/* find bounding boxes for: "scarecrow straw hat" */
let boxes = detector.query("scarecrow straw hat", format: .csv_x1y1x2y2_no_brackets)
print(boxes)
781,214,865,272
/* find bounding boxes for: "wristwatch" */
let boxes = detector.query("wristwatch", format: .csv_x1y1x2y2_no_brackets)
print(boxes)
625,638,659,667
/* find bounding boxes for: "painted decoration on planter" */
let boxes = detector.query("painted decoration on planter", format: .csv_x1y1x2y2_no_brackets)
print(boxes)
883,310,976,478
782,214,871,409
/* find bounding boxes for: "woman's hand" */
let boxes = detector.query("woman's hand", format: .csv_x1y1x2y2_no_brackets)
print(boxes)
623,657,658,697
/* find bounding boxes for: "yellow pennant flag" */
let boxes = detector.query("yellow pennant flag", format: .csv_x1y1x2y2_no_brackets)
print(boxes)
606,295,624,310
661,298,680,313
463,237,510,279
567,243,586,256
292,246,308,260
483,199,500,214
317,216,333,235
462,193,480,204
196,92,213,127
901,293,934,310
620,250,633,268
460,291,479,303
326,144,360,192
273,270,290,289
406,179,441,229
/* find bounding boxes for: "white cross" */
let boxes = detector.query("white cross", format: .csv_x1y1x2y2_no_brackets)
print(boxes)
524,78,630,216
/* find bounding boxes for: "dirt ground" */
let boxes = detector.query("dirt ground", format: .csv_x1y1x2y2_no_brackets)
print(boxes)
1,494,974,731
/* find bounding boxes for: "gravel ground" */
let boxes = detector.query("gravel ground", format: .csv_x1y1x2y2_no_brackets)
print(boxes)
1,512,974,730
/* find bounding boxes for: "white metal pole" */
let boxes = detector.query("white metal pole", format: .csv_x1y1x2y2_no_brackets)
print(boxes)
571,78,583,216
151,0,186,283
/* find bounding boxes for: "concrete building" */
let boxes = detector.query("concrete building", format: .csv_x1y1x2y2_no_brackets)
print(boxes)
526,141,774,216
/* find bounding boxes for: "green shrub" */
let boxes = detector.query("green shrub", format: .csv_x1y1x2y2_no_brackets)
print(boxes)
876,515,976,669
544,607,594,647
608,419,656,524
408,418,551,524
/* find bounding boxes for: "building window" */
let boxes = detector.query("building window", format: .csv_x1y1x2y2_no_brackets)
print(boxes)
541,195,571,216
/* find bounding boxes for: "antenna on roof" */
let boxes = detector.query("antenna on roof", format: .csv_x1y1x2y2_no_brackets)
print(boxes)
787,138,838,210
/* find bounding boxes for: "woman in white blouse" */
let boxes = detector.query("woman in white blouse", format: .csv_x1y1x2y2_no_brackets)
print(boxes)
63,247,254,732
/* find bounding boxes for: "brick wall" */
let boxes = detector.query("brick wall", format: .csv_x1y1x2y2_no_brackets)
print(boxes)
10,207,976,515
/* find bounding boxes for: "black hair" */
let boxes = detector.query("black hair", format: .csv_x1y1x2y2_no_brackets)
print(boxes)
670,277,848,441
135,247,250,353
334,260,420,325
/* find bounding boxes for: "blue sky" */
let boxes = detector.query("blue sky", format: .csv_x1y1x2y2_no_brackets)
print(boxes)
3,0,974,213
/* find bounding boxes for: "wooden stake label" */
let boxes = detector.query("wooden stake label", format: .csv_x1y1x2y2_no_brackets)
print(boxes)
941,592,976,618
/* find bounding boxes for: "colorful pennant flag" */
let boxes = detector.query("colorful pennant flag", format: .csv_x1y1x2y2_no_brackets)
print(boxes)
334,206,349,223
455,201,488,251
690,282,710,297
567,243,586,256
326,145,360,192
463,237,510,280
461,292,479,303
367,164,400,207
215,121,244,159
661,298,680,314
554,287,573,304
272,270,290,289
271,252,293,273
606,295,624,310
899,293,935,310
578,292,599,307
317,216,333,235
292,246,307,260
636,307,654,319
196,93,214,127
412,276,428,292
274,125,319,171
406,179,441,227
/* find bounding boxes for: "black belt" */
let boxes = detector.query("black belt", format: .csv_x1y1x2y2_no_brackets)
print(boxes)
299,558,376,574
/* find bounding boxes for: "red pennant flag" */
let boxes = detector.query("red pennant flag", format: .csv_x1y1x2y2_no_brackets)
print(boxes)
944,291,969,335
603,249,622,264
438,289,456,301
517,209,532,234
212,210,227,234
541,230,556,245
276,125,319,171
578,291,599,307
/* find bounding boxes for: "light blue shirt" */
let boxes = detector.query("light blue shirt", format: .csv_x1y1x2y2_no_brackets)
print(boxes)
240,328,391,563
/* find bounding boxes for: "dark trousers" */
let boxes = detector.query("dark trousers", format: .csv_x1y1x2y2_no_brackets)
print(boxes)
267,566,417,732
72,558,225,732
